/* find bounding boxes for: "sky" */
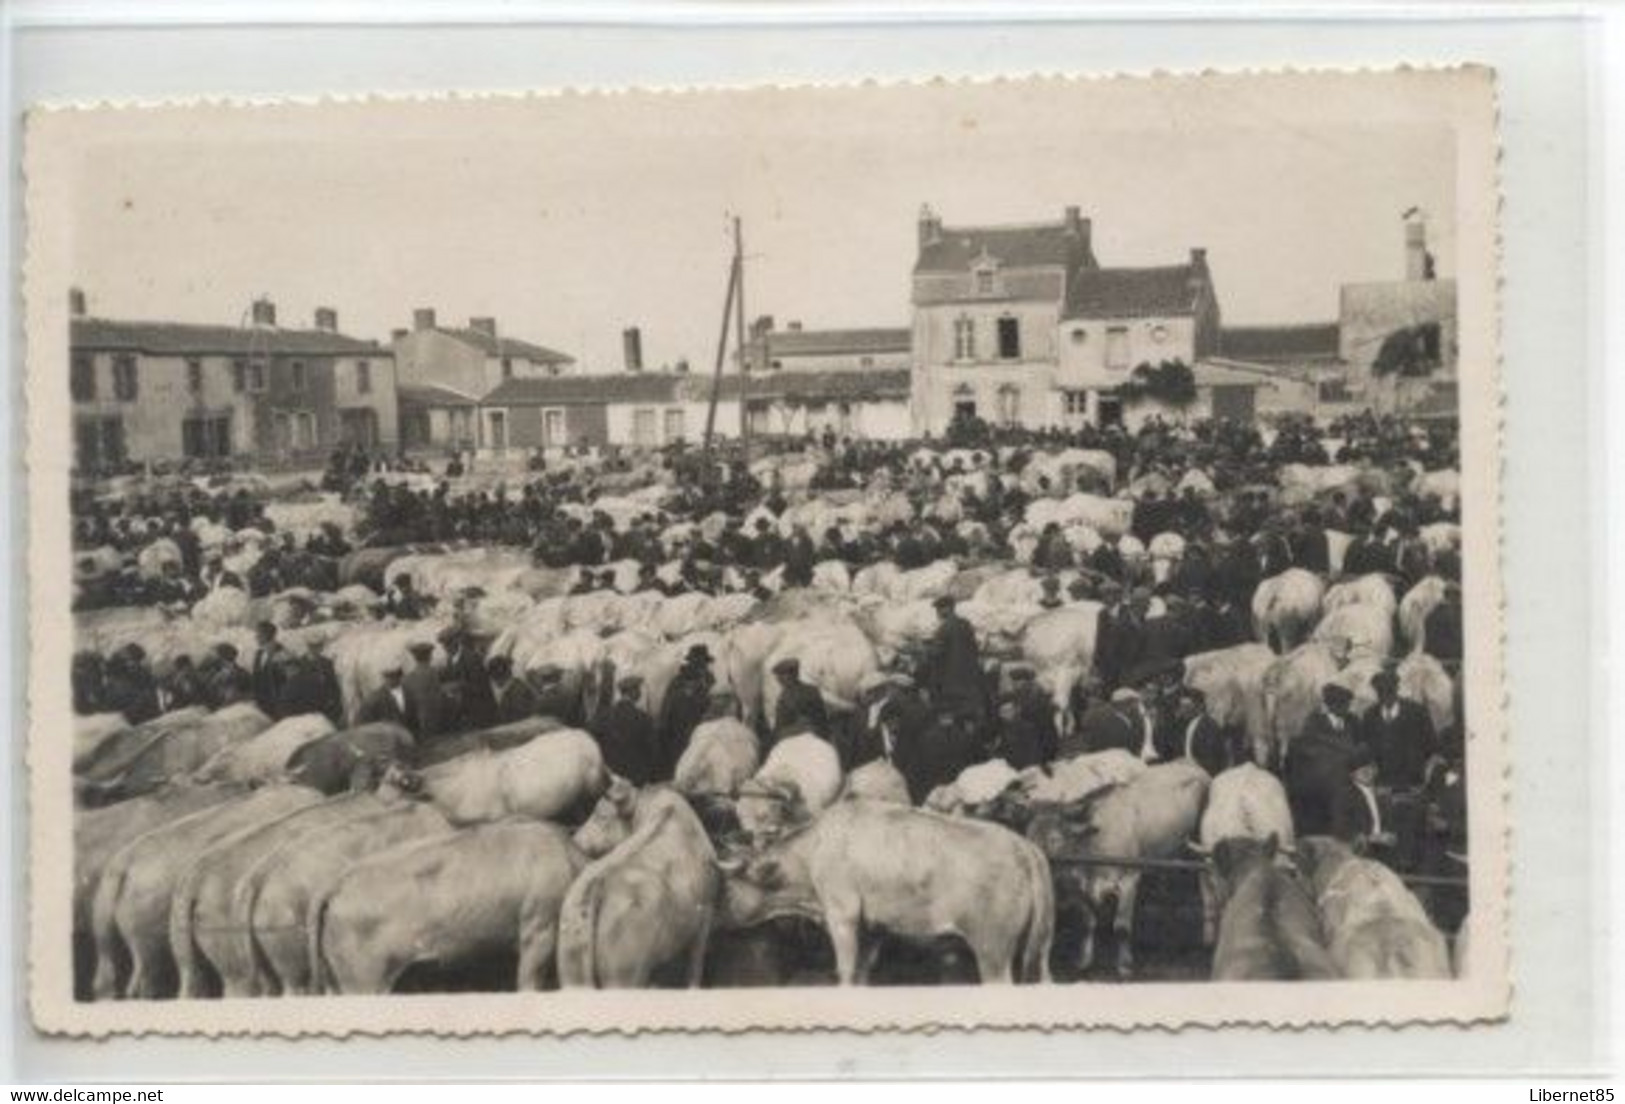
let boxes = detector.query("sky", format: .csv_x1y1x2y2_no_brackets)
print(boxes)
64,77,1458,373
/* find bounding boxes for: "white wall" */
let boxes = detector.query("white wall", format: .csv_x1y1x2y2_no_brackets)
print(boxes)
1056,315,1197,389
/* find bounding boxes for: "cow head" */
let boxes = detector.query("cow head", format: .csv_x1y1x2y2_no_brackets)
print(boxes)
1206,833,1281,909
1290,834,1354,898
375,761,427,803
573,776,640,857
712,833,819,931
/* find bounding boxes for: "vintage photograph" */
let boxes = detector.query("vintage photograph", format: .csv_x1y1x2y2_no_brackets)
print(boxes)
27,69,1507,1035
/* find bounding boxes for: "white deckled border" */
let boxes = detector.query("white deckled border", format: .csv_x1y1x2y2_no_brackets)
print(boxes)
23,66,1509,1037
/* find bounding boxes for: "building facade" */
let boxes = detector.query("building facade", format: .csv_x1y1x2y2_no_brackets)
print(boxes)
909,205,1223,434
1338,213,1458,413
391,309,574,398
69,298,397,471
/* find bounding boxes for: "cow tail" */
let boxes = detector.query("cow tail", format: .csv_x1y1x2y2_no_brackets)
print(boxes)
557,874,605,990
167,863,206,999
1021,844,1056,984
306,889,339,996
231,860,275,996
89,857,131,1000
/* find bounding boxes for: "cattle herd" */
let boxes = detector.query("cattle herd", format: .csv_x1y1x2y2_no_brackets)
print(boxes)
68,413,1472,999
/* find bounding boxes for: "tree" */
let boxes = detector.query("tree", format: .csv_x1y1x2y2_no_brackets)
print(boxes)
1115,359,1197,408
1370,322,1443,378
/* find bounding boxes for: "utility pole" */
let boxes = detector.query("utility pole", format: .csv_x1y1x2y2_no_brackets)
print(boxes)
702,220,741,466
732,216,751,461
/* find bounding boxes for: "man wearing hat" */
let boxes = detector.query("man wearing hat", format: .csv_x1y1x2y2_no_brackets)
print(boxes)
532,664,581,727
402,640,449,739
251,621,290,718
1155,686,1229,775
771,656,829,745
275,638,345,726
1357,666,1439,790
1072,687,1140,759
923,596,987,730
659,645,715,776
359,664,409,726
483,655,538,725
590,674,661,785
997,664,1058,770
440,625,495,731
1283,682,1361,838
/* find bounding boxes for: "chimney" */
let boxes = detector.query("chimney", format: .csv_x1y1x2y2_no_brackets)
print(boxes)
1188,247,1210,291
622,326,644,372
413,308,437,332
391,328,408,342
69,287,87,317
1064,206,1083,236
314,307,338,332
250,298,277,327
787,320,803,332
918,203,942,249
1405,216,1431,281
469,316,497,338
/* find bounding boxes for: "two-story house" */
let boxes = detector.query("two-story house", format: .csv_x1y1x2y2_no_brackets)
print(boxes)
68,294,397,471
392,308,575,451
910,205,1232,432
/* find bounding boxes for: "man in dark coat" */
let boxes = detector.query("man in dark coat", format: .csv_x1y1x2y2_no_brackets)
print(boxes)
383,573,429,620
659,645,715,776
1073,689,1140,758
251,621,290,718
275,643,345,726
870,674,938,803
402,641,449,739
997,665,1058,770
1343,525,1395,577
532,665,582,727
924,596,987,725
439,626,495,731
1156,686,1229,775
1423,585,1464,666
202,643,252,709
486,655,540,724
592,674,662,785
358,666,410,726
1283,683,1362,837
1290,513,1331,575
1357,667,1439,790
160,655,208,713
782,525,817,589
771,657,830,744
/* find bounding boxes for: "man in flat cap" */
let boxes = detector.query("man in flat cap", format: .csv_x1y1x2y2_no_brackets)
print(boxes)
1284,682,1362,837
997,664,1058,770
771,656,829,747
924,595,987,734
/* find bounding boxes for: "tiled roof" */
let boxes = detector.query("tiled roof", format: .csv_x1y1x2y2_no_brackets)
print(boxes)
755,327,911,359
482,372,686,406
72,317,386,357
727,367,912,402
398,383,479,407
482,367,912,407
1064,265,1199,320
435,327,572,365
1220,323,1342,362
916,222,1092,274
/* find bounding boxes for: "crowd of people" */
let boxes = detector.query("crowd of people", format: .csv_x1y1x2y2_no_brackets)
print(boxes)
71,411,1468,882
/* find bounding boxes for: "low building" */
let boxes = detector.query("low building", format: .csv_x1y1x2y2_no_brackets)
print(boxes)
744,319,912,374
476,363,913,451
391,308,574,400
1217,322,1345,419
69,296,397,470
1338,214,1458,413
397,383,480,452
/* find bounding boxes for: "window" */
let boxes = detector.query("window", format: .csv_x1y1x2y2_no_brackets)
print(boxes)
355,360,372,394
232,360,247,393
1063,389,1088,416
1150,324,1170,344
632,408,658,447
663,408,686,443
111,355,139,401
186,358,204,397
1106,326,1131,370
249,360,267,392
296,412,317,449
543,409,565,446
75,416,125,470
859,355,875,368
975,268,996,296
1070,327,1088,346
997,316,1021,360
70,354,96,402
501,357,514,380
182,413,232,459
953,316,976,361
290,361,307,393
997,385,1021,426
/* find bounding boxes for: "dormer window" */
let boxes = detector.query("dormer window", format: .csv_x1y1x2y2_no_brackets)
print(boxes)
975,269,996,296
